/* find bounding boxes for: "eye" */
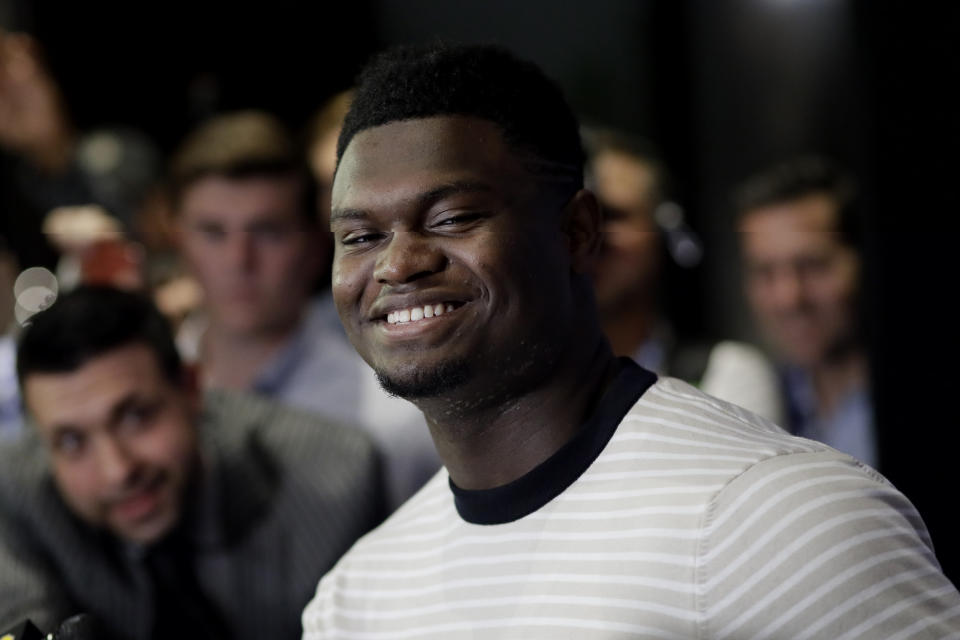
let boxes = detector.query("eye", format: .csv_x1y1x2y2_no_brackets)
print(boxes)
431,211,486,230
119,402,160,433
249,223,293,243
195,223,227,242
54,430,87,457
339,230,387,246
747,263,775,283
796,254,831,276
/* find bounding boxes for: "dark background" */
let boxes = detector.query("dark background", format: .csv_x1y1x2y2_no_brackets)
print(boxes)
3,0,958,582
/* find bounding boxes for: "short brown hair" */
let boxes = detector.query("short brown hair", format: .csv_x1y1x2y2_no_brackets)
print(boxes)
168,110,316,224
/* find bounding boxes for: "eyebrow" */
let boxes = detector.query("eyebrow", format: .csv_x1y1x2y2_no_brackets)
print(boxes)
330,180,494,225
46,392,142,438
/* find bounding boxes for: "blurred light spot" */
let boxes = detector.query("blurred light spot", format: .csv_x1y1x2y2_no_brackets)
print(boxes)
13,267,58,326
655,202,684,231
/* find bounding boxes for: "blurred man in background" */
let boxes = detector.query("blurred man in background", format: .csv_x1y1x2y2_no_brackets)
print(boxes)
170,112,438,508
585,127,782,423
0,286,384,639
736,156,876,467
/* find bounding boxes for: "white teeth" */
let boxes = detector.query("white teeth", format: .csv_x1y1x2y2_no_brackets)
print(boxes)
386,303,457,324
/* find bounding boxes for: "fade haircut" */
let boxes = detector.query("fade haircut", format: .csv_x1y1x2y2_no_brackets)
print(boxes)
337,42,585,200
168,110,317,225
17,286,183,389
734,156,862,250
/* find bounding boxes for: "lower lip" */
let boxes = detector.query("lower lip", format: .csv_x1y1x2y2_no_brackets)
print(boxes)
111,486,163,522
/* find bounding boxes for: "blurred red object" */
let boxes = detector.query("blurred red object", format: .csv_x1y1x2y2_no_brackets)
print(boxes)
80,238,144,290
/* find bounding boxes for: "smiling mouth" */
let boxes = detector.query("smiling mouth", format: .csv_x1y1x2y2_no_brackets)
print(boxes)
384,301,465,325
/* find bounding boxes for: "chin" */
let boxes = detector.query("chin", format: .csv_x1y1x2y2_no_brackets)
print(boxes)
115,512,178,546
374,358,472,399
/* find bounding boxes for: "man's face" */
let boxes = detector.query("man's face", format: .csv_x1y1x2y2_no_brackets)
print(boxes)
331,116,578,400
177,175,320,336
24,344,198,545
740,193,860,367
590,150,661,316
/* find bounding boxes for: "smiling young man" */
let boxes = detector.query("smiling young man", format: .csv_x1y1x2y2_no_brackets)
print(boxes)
301,44,960,639
0,286,385,640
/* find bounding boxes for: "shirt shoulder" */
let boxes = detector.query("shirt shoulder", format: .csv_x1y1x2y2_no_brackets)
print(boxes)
202,389,384,511
625,376,817,457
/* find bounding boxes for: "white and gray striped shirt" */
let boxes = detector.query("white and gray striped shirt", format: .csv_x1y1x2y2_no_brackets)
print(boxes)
303,369,960,639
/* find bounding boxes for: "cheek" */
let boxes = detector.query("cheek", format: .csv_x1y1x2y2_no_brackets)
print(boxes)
53,463,101,515
331,256,368,305
182,244,223,283
745,278,778,313
131,418,196,471
263,242,306,272
810,265,858,312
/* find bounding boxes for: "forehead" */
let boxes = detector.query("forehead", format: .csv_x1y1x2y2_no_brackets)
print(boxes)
24,344,168,429
333,116,531,212
740,193,843,257
179,174,303,223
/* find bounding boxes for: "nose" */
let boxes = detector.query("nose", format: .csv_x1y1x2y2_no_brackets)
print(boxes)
769,265,806,310
373,231,447,285
226,232,257,272
96,435,137,488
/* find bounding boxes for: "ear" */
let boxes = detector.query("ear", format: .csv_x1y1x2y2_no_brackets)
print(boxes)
561,189,603,274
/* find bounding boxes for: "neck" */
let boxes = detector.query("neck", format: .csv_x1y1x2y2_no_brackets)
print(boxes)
200,321,298,391
809,347,868,417
417,335,619,491
601,298,658,358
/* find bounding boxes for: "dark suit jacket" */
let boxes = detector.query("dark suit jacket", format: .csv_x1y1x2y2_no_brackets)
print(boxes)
0,390,386,639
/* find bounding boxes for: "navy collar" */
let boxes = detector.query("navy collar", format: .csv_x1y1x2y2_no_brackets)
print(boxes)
450,358,656,525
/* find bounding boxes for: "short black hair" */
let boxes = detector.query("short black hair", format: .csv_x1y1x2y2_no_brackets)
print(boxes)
17,286,182,389
169,110,318,225
338,42,585,198
734,156,861,249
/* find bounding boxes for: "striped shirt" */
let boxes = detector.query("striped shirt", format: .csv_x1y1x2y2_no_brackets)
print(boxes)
302,364,960,639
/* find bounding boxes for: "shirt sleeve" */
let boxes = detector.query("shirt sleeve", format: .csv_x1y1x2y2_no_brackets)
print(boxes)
698,450,960,639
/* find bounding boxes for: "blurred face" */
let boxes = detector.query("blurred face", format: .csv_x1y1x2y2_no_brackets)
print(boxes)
331,116,578,400
740,193,860,367
177,175,320,336
24,344,198,545
590,151,661,316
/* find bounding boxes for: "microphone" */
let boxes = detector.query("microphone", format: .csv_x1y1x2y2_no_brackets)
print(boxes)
0,620,44,640
1,614,101,640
